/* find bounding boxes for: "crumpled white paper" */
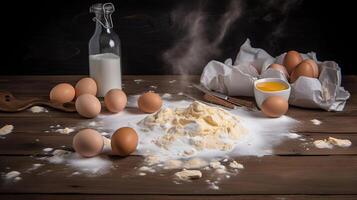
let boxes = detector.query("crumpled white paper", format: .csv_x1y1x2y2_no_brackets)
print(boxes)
200,39,350,111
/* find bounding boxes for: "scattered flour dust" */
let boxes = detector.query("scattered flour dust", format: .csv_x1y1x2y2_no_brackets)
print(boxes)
286,133,301,139
0,125,14,136
164,159,183,169
183,158,208,169
311,119,322,125
55,127,75,135
88,121,97,127
43,148,54,152
26,164,44,172
3,171,22,183
313,137,352,149
175,169,202,180
95,94,298,190
30,106,48,113
134,79,144,84
229,160,244,169
41,149,112,176
169,80,177,84
313,140,333,149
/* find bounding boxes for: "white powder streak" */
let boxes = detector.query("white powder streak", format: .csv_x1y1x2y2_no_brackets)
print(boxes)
0,125,14,136
42,150,112,176
30,106,48,113
4,171,22,183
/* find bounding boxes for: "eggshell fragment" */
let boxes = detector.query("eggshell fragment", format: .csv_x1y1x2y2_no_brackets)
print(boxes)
111,127,138,156
283,51,303,74
104,89,127,113
75,78,97,97
138,92,162,113
261,96,289,118
73,129,103,158
75,94,101,118
290,61,315,83
50,83,75,104
269,63,289,78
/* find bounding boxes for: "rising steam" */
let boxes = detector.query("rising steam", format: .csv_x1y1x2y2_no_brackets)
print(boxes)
163,0,242,75
163,0,302,75
264,0,303,50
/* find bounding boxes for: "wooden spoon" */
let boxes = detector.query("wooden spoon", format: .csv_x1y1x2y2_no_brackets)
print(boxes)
0,91,76,112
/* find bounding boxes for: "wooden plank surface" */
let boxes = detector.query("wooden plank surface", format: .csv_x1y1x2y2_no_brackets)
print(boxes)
1,195,357,200
0,75,356,199
1,155,357,194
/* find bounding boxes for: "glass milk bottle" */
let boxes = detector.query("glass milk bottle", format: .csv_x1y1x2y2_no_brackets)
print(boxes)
89,3,122,97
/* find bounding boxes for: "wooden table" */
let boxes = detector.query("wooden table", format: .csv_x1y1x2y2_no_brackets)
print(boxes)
0,75,356,200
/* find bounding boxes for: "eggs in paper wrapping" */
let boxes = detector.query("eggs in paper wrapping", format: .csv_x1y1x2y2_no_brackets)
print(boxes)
75,77,97,97
283,51,303,74
269,63,289,78
261,96,289,118
304,59,319,78
104,89,127,113
111,127,138,156
73,129,104,157
290,61,315,83
50,83,75,104
75,94,101,118
138,92,163,113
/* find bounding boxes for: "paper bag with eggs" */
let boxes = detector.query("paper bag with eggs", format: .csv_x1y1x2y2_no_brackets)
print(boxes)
200,39,350,111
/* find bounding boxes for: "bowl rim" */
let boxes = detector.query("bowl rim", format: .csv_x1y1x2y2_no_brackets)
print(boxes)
254,78,291,93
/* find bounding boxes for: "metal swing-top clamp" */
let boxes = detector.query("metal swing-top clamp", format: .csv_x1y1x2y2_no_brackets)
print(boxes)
90,2,115,29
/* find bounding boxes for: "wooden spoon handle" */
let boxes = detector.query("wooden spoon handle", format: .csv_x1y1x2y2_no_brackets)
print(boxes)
26,99,77,112
203,93,236,109
226,97,257,110
0,91,76,113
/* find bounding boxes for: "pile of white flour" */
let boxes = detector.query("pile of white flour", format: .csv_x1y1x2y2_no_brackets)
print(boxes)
137,101,247,158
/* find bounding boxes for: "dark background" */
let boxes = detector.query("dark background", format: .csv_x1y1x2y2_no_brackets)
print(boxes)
1,0,356,75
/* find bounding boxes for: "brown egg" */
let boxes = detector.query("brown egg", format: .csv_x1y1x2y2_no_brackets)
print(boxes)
75,94,101,118
73,129,103,157
104,89,127,113
138,92,162,113
283,50,303,74
261,96,289,118
290,61,315,83
111,127,138,156
304,59,319,78
269,63,289,78
50,83,75,104
75,77,97,97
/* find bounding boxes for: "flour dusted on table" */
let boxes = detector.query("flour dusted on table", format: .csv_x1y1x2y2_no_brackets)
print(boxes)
327,137,352,147
55,127,75,134
94,95,298,190
30,106,48,113
175,170,202,180
229,160,244,169
4,171,22,183
313,137,352,149
0,125,14,136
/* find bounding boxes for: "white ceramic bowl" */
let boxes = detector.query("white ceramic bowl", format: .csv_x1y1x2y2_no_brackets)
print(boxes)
254,78,291,109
